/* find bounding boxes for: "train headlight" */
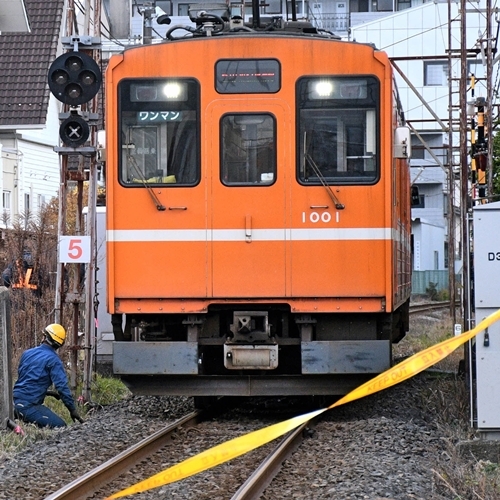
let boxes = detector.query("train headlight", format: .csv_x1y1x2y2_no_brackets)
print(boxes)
163,82,184,100
313,80,334,98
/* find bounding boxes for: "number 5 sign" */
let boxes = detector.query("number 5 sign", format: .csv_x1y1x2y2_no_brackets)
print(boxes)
58,236,91,263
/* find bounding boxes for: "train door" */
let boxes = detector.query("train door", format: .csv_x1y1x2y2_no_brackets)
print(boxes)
208,100,290,297
113,77,208,299
290,75,383,298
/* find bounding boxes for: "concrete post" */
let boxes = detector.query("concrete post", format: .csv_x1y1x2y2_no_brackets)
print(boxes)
0,287,13,427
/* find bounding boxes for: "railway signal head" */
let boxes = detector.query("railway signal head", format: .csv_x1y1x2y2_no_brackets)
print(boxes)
59,114,90,146
48,51,101,106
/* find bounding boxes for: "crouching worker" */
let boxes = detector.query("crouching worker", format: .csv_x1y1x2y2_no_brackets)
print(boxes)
13,324,84,428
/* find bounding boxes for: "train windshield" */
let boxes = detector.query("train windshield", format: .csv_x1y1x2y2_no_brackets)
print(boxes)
118,78,200,186
220,113,276,185
297,76,379,185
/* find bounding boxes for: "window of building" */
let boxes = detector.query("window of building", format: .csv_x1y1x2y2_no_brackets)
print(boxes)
287,0,309,15
2,191,10,211
468,59,486,80
265,0,282,13
424,61,448,86
411,146,425,160
38,194,46,210
412,193,425,208
24,193,30,211
230,2,253,17
377,0,393,11
467,59,487,95
444,242,449,269
178,3,189,15
397,0,411,10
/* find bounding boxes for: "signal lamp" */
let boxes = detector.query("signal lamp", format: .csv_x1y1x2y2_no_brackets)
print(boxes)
59,114,90,146
48,51,101,106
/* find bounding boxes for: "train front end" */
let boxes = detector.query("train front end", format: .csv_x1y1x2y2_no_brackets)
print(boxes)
105,18,412,398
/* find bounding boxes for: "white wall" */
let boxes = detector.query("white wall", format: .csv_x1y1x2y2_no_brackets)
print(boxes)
349,2,489,130
412,219,446,271
0,95,61,224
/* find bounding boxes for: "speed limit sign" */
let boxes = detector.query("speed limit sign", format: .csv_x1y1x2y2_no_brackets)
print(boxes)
58,236,91,263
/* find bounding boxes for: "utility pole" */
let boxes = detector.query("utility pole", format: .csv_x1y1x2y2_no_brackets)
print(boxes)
486,0,494,197
459,0,470,331
447,0,456,325
82,0,102,403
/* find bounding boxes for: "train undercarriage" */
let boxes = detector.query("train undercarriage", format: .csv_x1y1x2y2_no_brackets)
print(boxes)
111,300,410,398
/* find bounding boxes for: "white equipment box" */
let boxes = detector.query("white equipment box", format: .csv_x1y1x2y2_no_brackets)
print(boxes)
473,201,500,437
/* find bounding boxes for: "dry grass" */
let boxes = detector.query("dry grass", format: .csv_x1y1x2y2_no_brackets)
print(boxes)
0,202,133,462
394,311,464,372
0,375,131,462
396,311,500,499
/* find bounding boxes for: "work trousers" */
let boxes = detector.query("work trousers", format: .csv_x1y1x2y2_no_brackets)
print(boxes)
14,402,67,428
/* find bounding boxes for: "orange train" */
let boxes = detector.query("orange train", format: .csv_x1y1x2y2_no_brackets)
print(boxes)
105,9,412,402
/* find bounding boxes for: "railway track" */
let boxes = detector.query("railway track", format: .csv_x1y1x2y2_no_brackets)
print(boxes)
44,401,321,500
44,410,205,500
409,300,452,315
43,305,452,500
1,376,459,499
230,417,319,500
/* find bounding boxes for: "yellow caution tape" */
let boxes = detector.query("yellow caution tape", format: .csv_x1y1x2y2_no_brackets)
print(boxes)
105,308,500,499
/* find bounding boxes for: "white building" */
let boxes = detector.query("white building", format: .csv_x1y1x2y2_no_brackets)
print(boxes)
349,1,488,279
0,0,66,227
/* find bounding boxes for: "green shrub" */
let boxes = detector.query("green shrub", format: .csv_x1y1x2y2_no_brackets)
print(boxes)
90,373,131,406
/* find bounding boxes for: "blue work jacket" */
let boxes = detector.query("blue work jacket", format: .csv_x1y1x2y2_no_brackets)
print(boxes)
13,344,76,411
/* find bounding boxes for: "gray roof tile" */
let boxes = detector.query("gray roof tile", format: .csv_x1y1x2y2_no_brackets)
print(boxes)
0,0,64,127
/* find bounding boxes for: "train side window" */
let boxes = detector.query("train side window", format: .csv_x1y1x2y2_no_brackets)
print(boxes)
296,76,379,185
118,78,200,187
220,113,276,185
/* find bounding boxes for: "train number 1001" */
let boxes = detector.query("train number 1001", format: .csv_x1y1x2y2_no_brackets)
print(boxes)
302,211,332,223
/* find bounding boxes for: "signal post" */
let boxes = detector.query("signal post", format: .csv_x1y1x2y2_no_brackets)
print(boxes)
48,25,102,402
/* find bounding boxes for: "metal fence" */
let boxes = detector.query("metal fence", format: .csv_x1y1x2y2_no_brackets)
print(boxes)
411,270,455,296
309,14,349,32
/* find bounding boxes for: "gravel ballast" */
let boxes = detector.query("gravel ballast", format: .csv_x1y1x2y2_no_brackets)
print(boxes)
0,311,487,499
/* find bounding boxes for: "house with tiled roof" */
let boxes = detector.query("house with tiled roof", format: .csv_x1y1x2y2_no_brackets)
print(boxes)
0,0,64,227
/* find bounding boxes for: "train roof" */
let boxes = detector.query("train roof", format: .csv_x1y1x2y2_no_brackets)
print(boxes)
121,18,380,53
134,7,378,50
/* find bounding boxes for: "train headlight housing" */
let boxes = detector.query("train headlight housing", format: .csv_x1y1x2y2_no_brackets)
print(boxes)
307,78,368,100
130,81,187,102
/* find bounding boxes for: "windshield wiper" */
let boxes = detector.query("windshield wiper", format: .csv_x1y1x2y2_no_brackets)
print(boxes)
304,153,345,210
127,152,166,211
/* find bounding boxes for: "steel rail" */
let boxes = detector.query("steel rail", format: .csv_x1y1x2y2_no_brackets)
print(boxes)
44,409,204,500
409,301,452,314
230,417,319,500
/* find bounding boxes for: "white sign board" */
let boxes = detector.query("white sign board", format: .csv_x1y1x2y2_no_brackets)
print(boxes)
58,236,91,263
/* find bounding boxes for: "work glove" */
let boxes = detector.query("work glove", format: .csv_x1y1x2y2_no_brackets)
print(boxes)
46,390,61,400
69,408,84,423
